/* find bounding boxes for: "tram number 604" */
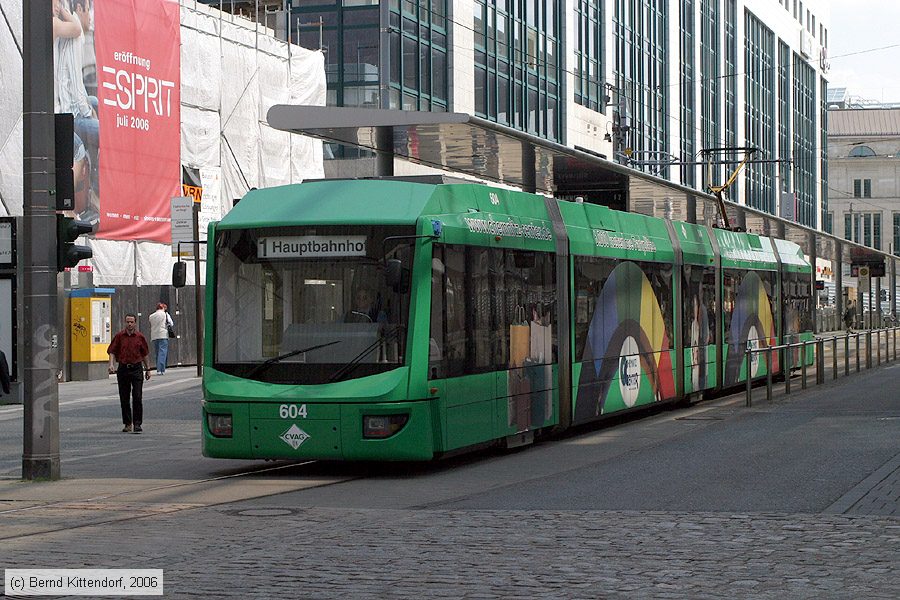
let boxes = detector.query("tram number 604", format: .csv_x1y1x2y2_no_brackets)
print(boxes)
279,404,308,419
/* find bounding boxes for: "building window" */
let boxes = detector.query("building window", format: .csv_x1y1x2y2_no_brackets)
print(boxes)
778,41,791,194
680,0,696,187
575,1,604,111
854,178,872,198
615,0,669,176
893,212,900,255
820,76,828,231
874,213,882,250
389,0,448,112
474,0,562,141
792,54,816,227
700,0,720,172
744,11,776,214
724,0,738,198
849,145,876,157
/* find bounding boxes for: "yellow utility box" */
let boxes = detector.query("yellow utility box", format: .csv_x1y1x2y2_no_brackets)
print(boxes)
69,289,114,380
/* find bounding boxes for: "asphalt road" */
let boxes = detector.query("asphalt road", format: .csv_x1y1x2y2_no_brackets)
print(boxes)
1,363,897,515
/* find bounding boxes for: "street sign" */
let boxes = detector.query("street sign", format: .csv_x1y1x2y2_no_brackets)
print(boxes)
171,196,194,257
0,220,13,267
858,265,871,289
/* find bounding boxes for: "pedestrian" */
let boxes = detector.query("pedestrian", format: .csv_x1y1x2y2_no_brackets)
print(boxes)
0,349,10,397
843,302,855,331
148,302,174,375
107,313,151,433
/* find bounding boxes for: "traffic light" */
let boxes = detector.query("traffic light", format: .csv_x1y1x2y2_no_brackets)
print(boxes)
55,113,75,211
56,214,93,272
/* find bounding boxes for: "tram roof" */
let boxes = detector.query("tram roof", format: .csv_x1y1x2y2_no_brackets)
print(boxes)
267,105,898,270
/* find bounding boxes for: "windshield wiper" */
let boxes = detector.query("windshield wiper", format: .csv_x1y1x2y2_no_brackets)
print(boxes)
327,325,404,383
247,340,341,378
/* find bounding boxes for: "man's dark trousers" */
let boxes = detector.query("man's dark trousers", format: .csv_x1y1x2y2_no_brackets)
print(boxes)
117,364,144,427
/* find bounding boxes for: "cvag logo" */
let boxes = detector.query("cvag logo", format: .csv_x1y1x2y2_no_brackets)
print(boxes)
279,424,311,450
618,336,641,407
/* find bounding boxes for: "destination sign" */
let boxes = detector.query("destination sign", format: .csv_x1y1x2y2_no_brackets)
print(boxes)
258,236,367,259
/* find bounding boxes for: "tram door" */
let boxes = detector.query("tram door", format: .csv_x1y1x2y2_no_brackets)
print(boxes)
429,244,558,451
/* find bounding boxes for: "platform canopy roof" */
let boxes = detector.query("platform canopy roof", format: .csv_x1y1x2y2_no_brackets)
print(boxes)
267,105,897,270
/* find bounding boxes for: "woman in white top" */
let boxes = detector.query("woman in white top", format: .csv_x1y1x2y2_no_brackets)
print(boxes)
148,303,174,374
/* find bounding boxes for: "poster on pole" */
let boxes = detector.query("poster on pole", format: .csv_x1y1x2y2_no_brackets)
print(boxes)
53,0,181,242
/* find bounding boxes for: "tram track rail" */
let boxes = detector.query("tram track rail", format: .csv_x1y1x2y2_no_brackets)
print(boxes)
0,458,376,542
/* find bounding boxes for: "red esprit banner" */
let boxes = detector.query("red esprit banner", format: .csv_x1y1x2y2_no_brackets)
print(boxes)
94,0,180,242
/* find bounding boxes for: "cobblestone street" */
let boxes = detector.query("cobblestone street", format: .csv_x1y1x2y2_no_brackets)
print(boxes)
4,507,898,598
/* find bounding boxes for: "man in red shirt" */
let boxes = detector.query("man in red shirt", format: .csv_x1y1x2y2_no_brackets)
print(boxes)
107,313,151,433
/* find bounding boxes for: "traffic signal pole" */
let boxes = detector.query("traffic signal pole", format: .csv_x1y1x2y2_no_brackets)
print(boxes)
22,0,61,480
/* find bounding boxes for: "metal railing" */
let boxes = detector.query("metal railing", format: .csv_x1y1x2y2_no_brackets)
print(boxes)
744,327,900,407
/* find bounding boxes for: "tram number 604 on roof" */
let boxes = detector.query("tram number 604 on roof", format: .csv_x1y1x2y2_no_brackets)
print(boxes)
279,404,308,419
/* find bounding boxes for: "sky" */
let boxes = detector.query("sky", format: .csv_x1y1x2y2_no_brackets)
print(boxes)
826,0,900,103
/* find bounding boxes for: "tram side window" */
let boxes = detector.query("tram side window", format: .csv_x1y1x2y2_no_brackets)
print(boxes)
783,272,812,334
443,245,468,377
722,271,738,345
430,244,556,378
430,248,446,378
573,256,615,356
724,269,777,345
683,266,717,347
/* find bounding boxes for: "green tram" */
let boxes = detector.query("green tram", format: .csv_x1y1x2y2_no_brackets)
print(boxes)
202,179,814,461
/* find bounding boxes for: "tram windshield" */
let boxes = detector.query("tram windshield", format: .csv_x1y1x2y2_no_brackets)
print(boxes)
213,225,414,384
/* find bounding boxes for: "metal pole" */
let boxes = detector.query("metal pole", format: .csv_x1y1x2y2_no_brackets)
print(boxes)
832,336,837,379
866,330,872,368
745,342,752,407
844,333,849,376
193,204,203,378
22,0,61,481
856,333,861,372
801,341,808,389
766,346,773,403
816,338,825,384
877,329,881,366
785,344,792,395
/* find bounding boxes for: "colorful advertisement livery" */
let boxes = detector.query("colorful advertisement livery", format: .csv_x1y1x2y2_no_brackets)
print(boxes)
574,260,676,422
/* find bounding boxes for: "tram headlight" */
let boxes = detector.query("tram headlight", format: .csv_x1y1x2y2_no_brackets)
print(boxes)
207,414,233,438
362,414,409,439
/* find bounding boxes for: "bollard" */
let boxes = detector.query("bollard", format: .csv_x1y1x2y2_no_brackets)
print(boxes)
801,341,808,389
766,346,773,403
816,338,825,385
856,334,861,372
745,342,752,407
832,336,838,380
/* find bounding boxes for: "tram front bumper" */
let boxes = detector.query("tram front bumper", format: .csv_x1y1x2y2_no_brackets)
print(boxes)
202,399,435,461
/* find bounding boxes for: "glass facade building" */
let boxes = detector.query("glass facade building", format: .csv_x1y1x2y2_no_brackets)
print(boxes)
203,0,829,230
